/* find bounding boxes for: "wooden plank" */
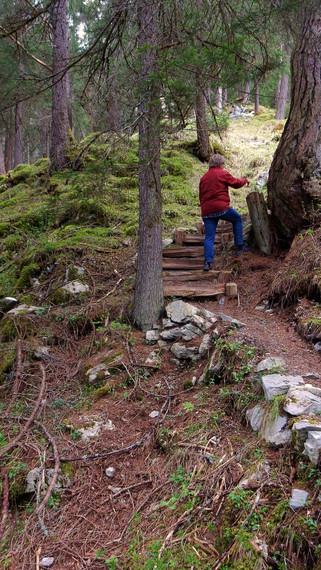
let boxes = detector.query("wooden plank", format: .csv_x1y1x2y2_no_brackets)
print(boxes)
163,270,232,282
163,246,205,258
162,258,204,270
164,281,226,298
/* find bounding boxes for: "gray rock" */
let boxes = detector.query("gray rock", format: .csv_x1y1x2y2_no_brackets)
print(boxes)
162,318,175,329
166,300,198,324
201,308,218,321
105,467,116,478
190,313,211,332
86,364,111,385
180,325,201,341
40,557,54,568
314,342,321,352
79,419,115,443
170,343,199,360
199,334,212,357
33,346,50,359
160,327,182,341
254,305,266,311
62,281,89,295
0,297,18,313
145,351,161,367
239,461,270,489
303,372,320,381
292,419,321,451
219,313,246,328
284,384,321,416
7,304,42,316
289,489,309,511
157,340,170,350
149,410,159,418
26,467,72,494
145,330,160,342
256,357,286,373
262,374,304,401
262,414,291,446
246,405,265,432
162,238,173,247
304,431,321,465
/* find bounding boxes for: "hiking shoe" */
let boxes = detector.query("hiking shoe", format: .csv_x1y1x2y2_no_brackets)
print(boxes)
235,244,251,254
203,262,212,271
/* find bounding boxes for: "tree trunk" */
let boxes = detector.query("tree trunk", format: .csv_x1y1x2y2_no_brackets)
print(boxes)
132,0,163,330
50,0,70,170
214,86,223,114
195,73,210,161
4,111,13,172
0,136,5,174
275,48,290,120
254,79,259,115
14,60,24,167
246,192,272,254
242,80,251,104
223,87,228,106
268,5,321,244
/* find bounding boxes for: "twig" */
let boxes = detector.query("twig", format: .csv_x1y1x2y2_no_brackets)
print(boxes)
34,421,60,516
0,473,9,542
112,479,152,497
7,339,23,412
0,362,46,459
36,547,41,570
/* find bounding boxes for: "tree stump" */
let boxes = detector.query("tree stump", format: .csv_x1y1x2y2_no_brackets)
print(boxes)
246,191,272,254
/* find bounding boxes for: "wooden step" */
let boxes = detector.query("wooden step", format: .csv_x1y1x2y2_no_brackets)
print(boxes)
163,281,226,298
162,258,204,270
163,270,232,282
163,246,205,258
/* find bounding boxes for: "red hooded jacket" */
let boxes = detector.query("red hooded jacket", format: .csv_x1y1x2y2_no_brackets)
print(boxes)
199,166,248,217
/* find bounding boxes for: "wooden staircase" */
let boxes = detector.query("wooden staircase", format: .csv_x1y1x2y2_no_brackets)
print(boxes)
163,220,239,299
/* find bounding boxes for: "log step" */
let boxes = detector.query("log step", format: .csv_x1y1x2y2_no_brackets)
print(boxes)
162,258,204,270
164,281,226,298
163,246,205,258
163,270,232,282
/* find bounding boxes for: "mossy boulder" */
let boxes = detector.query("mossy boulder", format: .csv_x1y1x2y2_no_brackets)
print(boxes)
8,158,51,185
0,348,16,384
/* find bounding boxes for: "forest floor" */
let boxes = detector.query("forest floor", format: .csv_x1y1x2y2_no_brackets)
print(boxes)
1,109,321,569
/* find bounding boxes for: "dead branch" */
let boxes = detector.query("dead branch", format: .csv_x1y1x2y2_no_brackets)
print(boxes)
9,339,23,408
0,473,9,542
0,362,46,459
34,421,60,516
112,479,152,497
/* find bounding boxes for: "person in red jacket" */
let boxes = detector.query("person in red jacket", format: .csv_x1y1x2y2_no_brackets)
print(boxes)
199,153,250,270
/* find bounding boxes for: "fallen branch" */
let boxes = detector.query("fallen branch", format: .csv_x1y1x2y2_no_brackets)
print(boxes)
112,479,152,497
35,421,60,515
0,473,9,542
7,339,23,414
0,362,46,459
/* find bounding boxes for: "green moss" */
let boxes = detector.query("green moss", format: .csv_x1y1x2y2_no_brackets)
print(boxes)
49,288,70,305
0,349,16,383
60,461,75,480
94,383,115,400
15,263,40,292
0,319,19,342
8,158,50,185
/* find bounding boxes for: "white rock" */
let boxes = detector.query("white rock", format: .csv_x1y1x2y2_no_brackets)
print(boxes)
256,357,286,373
292,419,321,451
284,384,321,416
262,374,304,401
199,334,212,357
262,414,291,446
166,300,198,324
289,489,309,511
149,410,159,418
146,330,160,342
62,281,89,294
7,304,41,316
304,431,321,465
79,419,115,443
105,467,116,478
181,323,202,341
86,364,110,385
246,405,265,432
160,328,182,341
145,351,161,367
219,313,246,328
171,343,199,360
162,238,173,247
40,557,54,568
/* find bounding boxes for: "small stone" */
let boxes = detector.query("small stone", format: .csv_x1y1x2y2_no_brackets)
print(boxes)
246,405,265,432
149,410,159,418
160,328,182,341
289,489,309,511
304,431,321,465
40,557,54,568
314,342,321,352
199,334,212,357
192,376,197,385
166,300,198,324
170,343,199,360
256,357,286,373
262,374,304,401
254,305,266,311
162,238,173,247
62,281,89,295
145,351,161,367
108,486,121,494
219,313,246,328
105,467,116,478
0,297,18,313
146,330,160,342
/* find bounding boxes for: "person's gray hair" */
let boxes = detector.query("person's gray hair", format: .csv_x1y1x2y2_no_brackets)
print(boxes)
209,154,225,168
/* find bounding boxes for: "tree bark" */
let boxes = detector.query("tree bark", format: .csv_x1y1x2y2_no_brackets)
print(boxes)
195,73,210,161
246,192,272,254
132,0,163,330
215,86,223,114
268,5,321,244
50,0,70,170
242,80,251,104
0,136,5,174
254,79,259,115
14,59,24,167
275,73,289,120
4,111,13,172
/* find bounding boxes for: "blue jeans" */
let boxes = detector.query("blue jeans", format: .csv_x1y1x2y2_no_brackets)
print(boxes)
203,208,243,262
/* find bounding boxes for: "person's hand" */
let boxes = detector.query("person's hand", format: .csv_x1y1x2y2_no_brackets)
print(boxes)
246,179,250,187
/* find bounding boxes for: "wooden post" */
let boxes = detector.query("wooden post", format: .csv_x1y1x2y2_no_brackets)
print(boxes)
246,191,272,254
174,229,185,245
225,282,238,298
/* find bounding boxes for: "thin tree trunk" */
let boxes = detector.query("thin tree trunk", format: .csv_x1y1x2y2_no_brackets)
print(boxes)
132,0,163,330
223,88,228,106
268,4,321,243
242,81,251,104
4,111,13,172
108,72,119,133
0,136,5,174
254,80,259,115
50,0,70,170
195,74,210,161
275,48,290,120
215,86,223,114
14,60,24,167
